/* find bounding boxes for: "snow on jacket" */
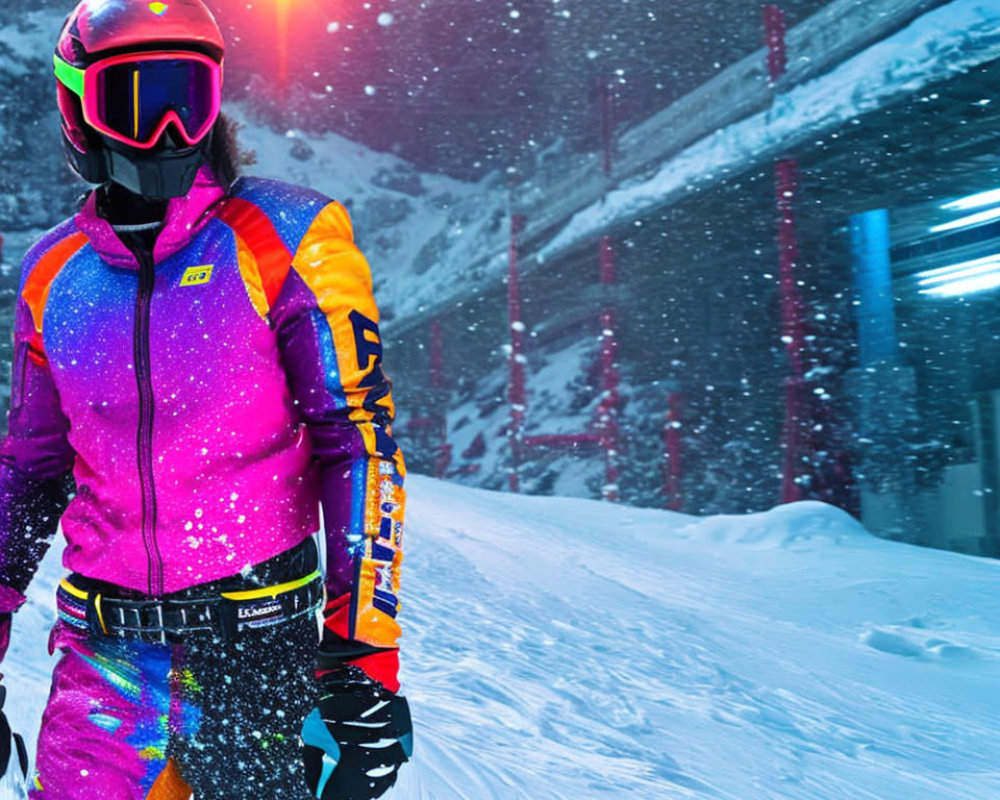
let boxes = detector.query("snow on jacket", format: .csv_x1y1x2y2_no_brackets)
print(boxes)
0,166,405,658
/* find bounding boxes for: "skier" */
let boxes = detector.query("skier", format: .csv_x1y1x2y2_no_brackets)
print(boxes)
0,0,411,797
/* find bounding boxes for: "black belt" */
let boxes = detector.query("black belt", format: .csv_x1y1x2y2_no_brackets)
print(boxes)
56,569,324,645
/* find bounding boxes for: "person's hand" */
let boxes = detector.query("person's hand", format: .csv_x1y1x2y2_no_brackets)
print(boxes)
0,683,28,783
0,615,28,783
302,663,412,800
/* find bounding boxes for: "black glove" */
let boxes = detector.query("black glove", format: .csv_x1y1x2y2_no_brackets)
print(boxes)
301,664,412,800
0,612,11,666
0,683,28,783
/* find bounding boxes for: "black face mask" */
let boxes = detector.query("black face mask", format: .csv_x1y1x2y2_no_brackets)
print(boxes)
65,125,212,200
100,126,212,199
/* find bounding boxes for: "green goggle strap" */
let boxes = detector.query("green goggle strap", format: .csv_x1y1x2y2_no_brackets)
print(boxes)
53,54,85,98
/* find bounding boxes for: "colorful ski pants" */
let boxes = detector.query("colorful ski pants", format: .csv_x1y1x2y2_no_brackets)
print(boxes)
30,606,319,799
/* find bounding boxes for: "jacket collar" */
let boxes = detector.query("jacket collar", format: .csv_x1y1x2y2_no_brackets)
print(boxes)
74,165,227,270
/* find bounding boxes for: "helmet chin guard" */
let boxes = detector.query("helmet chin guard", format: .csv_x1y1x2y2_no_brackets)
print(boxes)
62,130,107,186
101,129,213,199
62,127,213,199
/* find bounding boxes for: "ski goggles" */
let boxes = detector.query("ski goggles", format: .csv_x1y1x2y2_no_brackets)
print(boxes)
54,50,222,149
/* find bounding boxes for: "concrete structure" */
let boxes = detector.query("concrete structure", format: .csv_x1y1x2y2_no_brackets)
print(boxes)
387,0,1000,556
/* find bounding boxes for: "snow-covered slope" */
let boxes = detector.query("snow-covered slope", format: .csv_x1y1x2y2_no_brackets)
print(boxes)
5,477,1000,799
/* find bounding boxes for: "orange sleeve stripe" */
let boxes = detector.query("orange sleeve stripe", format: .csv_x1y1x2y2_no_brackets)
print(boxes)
21,231,89,335
216,197,293,310
291,201,387,408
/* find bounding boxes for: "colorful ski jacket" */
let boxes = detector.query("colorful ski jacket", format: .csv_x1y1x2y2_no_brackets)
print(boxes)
0,167,405,660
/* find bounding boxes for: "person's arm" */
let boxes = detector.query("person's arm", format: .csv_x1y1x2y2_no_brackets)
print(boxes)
0,284,76,661
272,201,411,800
270,200,406,693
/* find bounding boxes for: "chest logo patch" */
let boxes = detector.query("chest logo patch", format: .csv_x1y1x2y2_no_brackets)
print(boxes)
180,265,214,287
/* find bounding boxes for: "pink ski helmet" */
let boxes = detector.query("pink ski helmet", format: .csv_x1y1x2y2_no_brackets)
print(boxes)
54,0,226,196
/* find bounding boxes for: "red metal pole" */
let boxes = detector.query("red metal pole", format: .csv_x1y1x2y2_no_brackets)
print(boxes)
429,319,451,479
775,160,807,380
508,214,527,492
780,375,805,503
601,78,615,177
599,235,616,285
598,236,620,501
522,433,601,449
664,393,683,511
597,68,619,500
767,5,810,504
763,4,787,84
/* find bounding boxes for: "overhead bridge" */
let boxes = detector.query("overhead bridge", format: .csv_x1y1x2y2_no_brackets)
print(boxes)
389,0,1000,557
385,0,1000,340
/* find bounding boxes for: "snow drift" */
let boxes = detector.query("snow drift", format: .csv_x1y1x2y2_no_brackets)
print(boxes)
5,477,1000,799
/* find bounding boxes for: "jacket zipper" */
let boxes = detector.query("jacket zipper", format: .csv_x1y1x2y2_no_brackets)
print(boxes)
135,251,163,596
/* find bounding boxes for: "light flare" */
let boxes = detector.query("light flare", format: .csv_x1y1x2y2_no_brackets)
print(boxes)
277,0,291,87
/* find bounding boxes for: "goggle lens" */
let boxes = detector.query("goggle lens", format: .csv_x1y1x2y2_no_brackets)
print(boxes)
96,58,217,144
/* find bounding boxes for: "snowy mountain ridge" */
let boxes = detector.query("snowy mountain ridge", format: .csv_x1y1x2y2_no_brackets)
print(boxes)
0,10,61,69
222,104,495,325
5,477,1000,799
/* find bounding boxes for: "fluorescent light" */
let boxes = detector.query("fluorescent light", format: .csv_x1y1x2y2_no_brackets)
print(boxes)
916,253,1000,282
920,271,1000,297
918,258,1000,287
942,187,1000,211
915,253,1000,297
929,205,1000,233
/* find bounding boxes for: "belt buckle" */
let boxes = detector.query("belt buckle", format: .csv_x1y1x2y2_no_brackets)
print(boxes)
212,599,238,643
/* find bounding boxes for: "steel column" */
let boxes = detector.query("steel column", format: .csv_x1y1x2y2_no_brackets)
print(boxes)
766,5,813,504
849,209,898,367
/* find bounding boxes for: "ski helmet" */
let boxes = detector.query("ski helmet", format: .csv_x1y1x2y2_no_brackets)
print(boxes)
54,0,226,198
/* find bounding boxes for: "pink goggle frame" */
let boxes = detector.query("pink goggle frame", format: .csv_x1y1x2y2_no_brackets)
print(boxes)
55,50,223,150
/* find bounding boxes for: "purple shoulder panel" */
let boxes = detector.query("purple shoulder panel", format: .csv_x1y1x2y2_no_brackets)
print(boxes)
271,269,372,596
270,269,338,418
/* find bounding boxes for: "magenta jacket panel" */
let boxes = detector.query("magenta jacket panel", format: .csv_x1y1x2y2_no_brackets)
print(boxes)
0,168,404,648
